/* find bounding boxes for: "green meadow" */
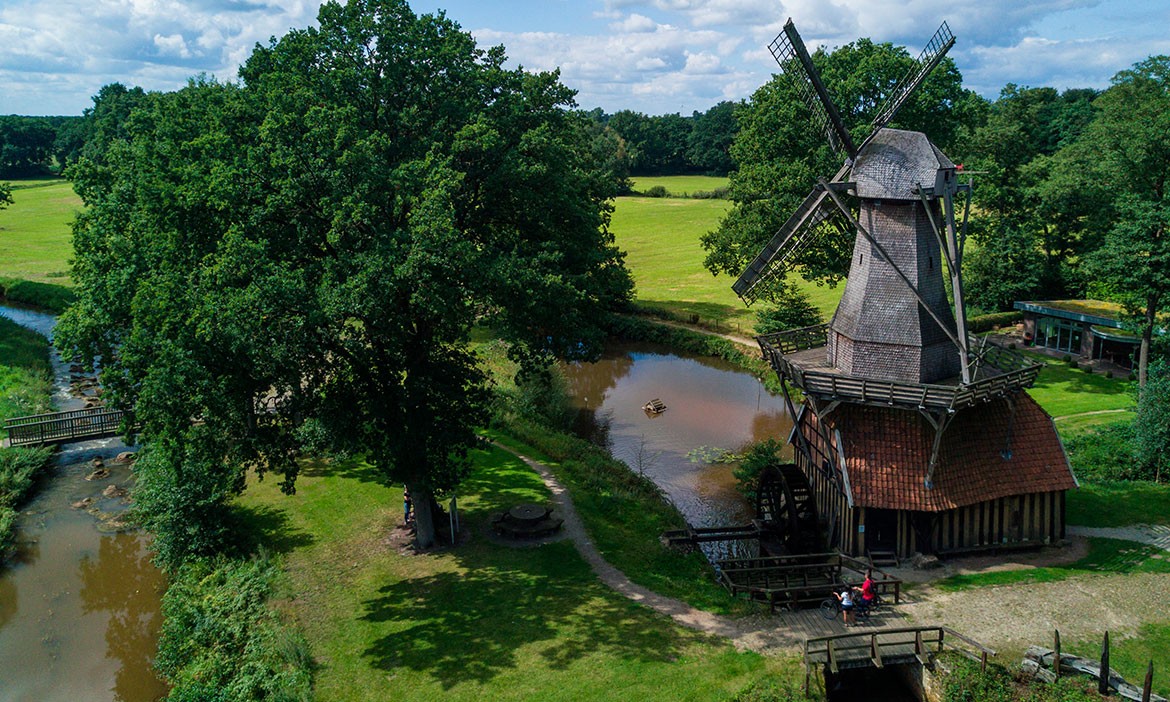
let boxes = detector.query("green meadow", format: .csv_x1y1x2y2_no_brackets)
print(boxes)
238,443,794,702
0,178,81,285
612,176,843,334
630,175,728,195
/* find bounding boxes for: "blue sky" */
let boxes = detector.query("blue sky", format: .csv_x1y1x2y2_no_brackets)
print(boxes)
2,0,1168,116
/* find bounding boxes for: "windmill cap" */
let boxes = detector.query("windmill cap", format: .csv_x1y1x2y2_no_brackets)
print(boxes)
852,129,955,201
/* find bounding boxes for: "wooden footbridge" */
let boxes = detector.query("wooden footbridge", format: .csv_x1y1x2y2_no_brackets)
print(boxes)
804,625,995,694
2,407,130,448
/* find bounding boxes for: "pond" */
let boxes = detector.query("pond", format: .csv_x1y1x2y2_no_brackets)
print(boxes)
0,304,167,701
562,340,794,559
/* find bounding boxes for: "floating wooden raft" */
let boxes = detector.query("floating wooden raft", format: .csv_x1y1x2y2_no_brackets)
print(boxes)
643,398,667,414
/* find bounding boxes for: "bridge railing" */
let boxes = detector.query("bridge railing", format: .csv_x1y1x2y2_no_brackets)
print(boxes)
804,625,995,689
3,407,127,447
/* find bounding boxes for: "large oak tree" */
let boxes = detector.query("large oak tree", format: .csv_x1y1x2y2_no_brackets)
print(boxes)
59,0,631,562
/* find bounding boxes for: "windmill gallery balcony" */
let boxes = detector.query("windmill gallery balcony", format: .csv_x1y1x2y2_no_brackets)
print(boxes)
757,324,1042,412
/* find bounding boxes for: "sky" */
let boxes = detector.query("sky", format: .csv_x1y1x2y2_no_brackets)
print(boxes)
2,0,1169,116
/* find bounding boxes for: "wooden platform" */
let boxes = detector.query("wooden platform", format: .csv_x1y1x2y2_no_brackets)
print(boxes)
716,552,901,611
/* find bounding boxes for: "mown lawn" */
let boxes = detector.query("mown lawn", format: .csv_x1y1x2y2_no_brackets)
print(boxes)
237,442,792,702
0,178,80,285
1023,352,1135,418
630,175,729,195
1068,481,1170,527
933,537,1170,591
611,194,843,334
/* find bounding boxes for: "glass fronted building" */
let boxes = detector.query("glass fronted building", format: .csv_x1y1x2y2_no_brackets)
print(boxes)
1014,300,1140,369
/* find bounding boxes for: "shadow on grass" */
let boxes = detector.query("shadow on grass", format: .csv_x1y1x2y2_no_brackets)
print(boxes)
359,542,713,689
298,455,392,486
232,503,316,555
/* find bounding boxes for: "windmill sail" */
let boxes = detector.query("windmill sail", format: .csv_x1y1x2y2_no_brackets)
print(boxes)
732,186,852,304
866,21,955,136
769,20,856,158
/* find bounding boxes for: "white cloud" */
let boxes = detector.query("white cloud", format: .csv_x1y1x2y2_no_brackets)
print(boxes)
154,33,192,59
612,13,657,33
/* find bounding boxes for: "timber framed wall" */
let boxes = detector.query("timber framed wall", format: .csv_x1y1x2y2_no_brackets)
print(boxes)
794,407,1067,558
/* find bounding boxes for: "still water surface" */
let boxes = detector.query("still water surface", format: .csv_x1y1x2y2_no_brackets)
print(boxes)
0,305,167,701
563,341,794,558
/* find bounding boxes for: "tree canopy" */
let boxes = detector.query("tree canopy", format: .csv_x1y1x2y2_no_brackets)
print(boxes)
58,0,632,561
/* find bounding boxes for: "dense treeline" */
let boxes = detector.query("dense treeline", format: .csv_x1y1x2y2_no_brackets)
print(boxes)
0,114,86,176
586,101,740,178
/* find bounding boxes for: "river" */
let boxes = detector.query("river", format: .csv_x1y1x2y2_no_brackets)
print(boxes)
562,340,794,559
0,304,167,701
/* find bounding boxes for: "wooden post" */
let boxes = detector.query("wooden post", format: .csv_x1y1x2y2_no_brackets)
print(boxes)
1054,629,1061,680
1142,659,1153,702
1100,631,1111,696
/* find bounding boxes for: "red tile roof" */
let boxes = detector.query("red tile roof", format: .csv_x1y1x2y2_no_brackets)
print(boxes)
806,394,1076,511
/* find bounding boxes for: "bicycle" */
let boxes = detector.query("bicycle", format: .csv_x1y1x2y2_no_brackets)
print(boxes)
819,588,858,620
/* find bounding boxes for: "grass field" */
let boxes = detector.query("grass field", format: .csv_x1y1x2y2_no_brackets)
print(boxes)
934,537,1170,591
611,184,843,334
1023,352,1135,418
0,178,80,285
630,175,729,195
238,443,792,702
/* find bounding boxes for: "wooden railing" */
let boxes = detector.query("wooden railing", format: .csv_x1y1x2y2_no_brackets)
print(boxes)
758,327,1043,412
804,625,995,681
715,552,902,609
3,407,128,447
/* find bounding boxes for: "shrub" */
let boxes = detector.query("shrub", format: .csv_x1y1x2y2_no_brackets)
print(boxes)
967,311,1023,334
1105,370,1114,379
156,554,313,702
754,281,823,335
0,446,53,551
733,439,787,502
1062,354,1072,363
0,278,75,314
643,185,669,197
1064,422,1150,480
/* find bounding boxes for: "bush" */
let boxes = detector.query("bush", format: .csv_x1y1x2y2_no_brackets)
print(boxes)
0,446,53,551
733,439,787,502
1064,422,1152,481
1083,364,1094,373
1062,355,1072,363
0,277,75,314
967,311,1024,334
754,281,823,335
643,185,669,197
157,554,313,702
1105,370,1114,379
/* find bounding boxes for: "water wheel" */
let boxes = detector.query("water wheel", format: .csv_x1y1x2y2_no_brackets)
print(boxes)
755,463,820,553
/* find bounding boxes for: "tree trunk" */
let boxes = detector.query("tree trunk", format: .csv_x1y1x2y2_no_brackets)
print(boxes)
1139,292,1158,390
410,482,437,549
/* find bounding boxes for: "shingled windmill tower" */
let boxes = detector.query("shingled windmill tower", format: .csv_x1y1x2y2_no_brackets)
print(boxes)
736,20,1076,561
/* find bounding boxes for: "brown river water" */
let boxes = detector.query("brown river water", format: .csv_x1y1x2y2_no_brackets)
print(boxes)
563,341,795,559
0,305,167,702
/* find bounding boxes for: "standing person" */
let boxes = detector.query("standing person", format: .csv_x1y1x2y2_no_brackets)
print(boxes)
403,486,413,525
835,586,856,626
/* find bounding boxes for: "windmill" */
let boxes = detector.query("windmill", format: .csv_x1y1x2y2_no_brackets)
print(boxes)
735,20,1072,561
734,19,973,385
